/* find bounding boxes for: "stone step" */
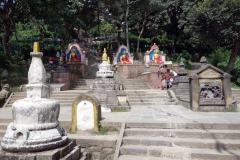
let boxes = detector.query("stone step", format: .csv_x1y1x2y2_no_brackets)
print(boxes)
122,136,240,150
0,123,8,130
129,102,167,105
120,145,240,159
125,88,151,90
124,86,150,88
122,79,145,82
126,91,167,94
71,83,93,85
124,128,240,139
68,134,117,148
71,87,90,90
0,129,6,137
123,83,149,86
128,95,167,98
128,99,166,103
118,155,169,160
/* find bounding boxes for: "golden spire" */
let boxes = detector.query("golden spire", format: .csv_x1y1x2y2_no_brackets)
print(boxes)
107,57,110,64
102,48,108,61
33,42,40,52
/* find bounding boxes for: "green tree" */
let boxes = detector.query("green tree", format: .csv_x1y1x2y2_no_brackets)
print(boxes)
179,0,240,72
0,0,29,63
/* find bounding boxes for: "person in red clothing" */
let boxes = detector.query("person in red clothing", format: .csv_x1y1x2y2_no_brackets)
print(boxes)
164,69,171,89
49,57,54,71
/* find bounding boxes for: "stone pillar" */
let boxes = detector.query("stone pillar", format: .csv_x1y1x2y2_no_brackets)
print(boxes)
223,73,232,109
189,74,199,111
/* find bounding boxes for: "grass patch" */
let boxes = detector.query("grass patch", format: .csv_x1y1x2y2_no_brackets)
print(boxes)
68,130,77,134
222,108,238,112
95,123,119,135
231,82,240,89
112,108,128,112
10,87,22,92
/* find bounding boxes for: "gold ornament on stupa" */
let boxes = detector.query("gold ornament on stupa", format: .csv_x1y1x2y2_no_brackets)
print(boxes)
107,57,110,64
33,42,40,52
102,48,108,61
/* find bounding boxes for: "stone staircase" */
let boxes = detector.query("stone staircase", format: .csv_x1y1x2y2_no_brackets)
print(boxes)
232,89,240,103
71,79,95,90
121,79,152,90
4,90,87,108
118,122,240,160
126,90,176,106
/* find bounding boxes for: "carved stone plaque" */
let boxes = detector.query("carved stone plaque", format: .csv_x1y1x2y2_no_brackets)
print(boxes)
199,79,225,105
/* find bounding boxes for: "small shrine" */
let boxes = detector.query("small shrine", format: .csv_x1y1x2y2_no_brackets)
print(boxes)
144,43,166,64
65,41,85,62
113,45,133,65
189,63,235,111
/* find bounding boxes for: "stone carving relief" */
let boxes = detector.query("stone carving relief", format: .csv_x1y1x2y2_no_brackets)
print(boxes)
199,81,224,105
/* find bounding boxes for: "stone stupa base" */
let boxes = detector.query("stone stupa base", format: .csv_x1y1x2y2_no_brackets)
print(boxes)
0,139,81,160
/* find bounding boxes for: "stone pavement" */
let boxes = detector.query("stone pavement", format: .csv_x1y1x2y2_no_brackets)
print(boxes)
1,104,240,124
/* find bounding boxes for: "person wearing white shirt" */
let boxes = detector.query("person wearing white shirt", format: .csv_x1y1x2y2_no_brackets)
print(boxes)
170,70,178,80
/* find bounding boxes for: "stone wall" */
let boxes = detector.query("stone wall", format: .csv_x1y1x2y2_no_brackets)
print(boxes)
52,63,88,90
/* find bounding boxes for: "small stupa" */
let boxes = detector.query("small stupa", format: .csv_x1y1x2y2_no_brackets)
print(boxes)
96,48,114,78
1,42,68,152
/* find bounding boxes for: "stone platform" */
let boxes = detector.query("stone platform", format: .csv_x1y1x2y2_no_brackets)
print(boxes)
0,139,80,160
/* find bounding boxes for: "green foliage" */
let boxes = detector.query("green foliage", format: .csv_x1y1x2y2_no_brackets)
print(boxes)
95,122,119,135
7,64,28,87
170,50,192,70
10,87,21,93
207,47,230,68
95,126,118,135
231,82,240,89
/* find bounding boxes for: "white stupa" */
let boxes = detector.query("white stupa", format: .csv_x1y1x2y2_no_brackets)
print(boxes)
96,48,114,78
1,42,68,152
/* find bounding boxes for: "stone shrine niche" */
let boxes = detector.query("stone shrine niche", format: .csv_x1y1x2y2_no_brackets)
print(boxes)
71,94,101,132
144,43,166,64
65,41,85,62
189,64,234,111
113,45,133,65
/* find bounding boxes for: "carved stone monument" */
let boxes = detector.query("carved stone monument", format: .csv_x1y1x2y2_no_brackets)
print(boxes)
189,64,235,111
1,42,68,152
71,94,101,132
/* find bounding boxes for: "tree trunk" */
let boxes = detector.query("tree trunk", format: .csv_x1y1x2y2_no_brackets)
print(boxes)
61,24,71,57
136,13,147,54
125,0,130,52
226,38,240,73
2,22,15,64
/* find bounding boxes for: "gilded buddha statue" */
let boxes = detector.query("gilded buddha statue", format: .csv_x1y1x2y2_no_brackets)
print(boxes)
119,51,132,64
152,49,162,64
70,48,80,62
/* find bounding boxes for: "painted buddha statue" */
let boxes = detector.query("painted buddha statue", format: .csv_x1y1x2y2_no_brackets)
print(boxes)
70,48,80,62
152,49,162,64
119,51,132,64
